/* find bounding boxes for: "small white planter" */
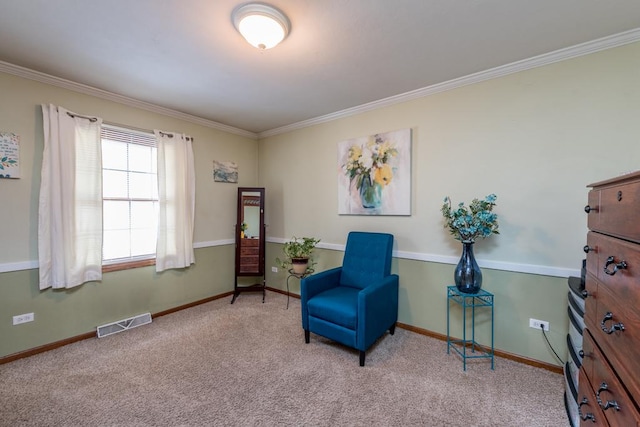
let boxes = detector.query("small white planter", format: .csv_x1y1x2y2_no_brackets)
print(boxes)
291,258,309,275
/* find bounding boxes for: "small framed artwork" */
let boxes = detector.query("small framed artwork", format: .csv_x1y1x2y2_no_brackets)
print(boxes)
213,160,238,183
338,128,411,215
0,132,20,179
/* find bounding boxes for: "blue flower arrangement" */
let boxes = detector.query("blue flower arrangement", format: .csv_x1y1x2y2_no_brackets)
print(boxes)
441,194,499,243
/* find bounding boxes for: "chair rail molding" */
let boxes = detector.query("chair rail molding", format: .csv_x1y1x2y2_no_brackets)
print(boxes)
266,237,580,278
0,238,581,277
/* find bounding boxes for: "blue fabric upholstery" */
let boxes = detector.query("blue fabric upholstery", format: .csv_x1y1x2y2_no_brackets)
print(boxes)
307,286,360,329
301,232,399,366
340,232,393,289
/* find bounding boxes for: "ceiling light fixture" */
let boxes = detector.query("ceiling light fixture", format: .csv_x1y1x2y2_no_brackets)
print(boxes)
232,3,290,50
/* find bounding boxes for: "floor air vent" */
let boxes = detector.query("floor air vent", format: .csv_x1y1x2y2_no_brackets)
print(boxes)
97,313,152,338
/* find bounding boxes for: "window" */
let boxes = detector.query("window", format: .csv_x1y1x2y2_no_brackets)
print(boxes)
101,125,158,265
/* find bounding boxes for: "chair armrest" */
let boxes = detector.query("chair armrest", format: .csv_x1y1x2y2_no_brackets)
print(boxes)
301,267,342,330
301,267,342,302
357,274,399,350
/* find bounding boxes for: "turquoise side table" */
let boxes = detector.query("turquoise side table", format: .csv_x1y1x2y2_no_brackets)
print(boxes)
446,285,494,370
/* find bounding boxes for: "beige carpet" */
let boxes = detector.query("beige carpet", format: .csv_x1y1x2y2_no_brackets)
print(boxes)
0,292,569,426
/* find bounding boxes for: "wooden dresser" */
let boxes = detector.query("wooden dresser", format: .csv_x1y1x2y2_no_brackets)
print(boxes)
580,171,640,426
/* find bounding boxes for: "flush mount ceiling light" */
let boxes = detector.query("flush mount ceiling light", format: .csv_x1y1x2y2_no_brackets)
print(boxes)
232,3,290,50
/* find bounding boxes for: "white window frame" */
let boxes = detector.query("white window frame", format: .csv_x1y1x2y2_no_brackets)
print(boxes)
100,124,158,269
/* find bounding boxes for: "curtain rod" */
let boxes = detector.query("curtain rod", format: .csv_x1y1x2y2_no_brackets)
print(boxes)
66,111,98,122
66,111,193,142
158,130,194,142
103,122,194,142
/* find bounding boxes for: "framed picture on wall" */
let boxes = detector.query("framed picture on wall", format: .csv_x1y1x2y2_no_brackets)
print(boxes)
213,160,238,183
338,128,411,215
0,132,19,179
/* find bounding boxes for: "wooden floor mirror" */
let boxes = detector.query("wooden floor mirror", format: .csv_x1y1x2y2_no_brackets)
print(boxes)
231,187,265,303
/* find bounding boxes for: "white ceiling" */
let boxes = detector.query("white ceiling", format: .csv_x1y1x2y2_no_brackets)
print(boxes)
1,0,639,135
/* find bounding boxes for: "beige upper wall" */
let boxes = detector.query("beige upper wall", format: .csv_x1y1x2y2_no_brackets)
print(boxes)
258,41,640,274
0,72,258,266
2,40,639,273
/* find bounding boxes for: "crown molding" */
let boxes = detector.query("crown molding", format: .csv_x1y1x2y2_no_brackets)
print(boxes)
0,60,258,140
2,27,638,141
259,27,640,138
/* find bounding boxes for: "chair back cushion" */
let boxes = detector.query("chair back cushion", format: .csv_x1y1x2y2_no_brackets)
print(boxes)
339,232,393,290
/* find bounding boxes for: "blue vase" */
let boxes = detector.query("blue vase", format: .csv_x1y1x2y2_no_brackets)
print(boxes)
454,242,482,294
359,176,382,209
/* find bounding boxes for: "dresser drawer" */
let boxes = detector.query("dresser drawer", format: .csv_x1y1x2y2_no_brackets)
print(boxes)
586,189,601,234
584,273,598,329
581,328,596,382
586,232,640,303
240,255,259,264
578,367,608,426
241,247,259,256
241,238,260,246
582,330,640,426
585,280,640,402
587,175,640,243
239,262,259,273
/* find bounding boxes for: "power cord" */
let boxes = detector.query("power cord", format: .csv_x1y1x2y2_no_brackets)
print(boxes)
541,324,564,365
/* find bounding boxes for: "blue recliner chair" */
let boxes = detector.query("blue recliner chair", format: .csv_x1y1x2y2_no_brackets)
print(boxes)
300,232,399,366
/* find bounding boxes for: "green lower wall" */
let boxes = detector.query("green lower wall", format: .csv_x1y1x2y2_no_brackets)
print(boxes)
0,246,234,359
2,243,568,368
266,243,568,367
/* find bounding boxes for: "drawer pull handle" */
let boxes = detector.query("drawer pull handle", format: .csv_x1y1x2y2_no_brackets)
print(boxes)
596,382,621,411
579,397,596,422
583,245,595,253
617,190,623,202
604,256,627,276
600,312,625,334
584,205,598,213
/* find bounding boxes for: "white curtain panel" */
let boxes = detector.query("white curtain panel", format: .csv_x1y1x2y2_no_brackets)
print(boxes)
154,131,196,272
38,104,103,290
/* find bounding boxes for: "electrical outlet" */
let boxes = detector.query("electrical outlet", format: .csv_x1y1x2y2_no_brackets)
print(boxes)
272,266,278,273
13,312,34,325
529,318,549,331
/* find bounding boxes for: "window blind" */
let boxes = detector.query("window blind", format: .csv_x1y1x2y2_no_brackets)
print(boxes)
101,125,156,147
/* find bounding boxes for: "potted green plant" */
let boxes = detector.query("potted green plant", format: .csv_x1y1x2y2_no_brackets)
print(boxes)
441,194,499,294
276,236,321,274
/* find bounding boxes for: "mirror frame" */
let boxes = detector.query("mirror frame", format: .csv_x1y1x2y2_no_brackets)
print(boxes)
235,187,265,277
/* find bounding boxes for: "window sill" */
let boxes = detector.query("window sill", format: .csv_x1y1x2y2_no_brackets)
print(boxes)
102,259,155,273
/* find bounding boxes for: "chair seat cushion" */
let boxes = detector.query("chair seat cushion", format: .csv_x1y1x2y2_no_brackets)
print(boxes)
307,286,360,330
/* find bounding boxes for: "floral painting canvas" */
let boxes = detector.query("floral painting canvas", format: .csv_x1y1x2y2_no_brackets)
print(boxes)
213,160,238,183
338,128,411,215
